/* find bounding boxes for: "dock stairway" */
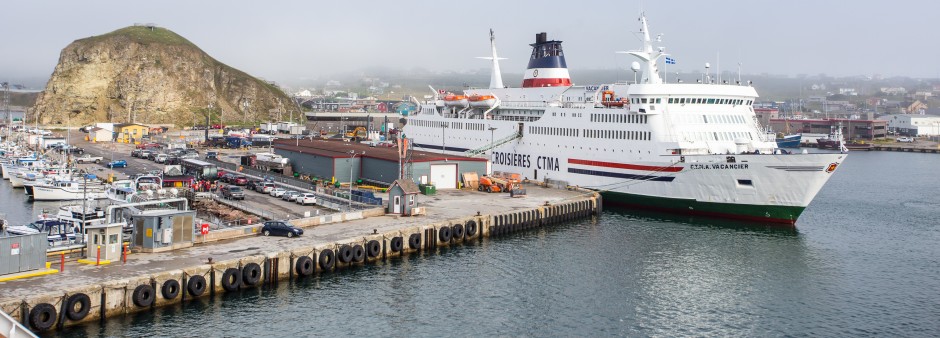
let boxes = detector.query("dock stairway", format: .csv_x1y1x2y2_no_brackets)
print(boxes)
464,132,521,157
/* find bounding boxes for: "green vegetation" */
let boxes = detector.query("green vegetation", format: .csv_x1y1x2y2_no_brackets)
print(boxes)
76,25,197,48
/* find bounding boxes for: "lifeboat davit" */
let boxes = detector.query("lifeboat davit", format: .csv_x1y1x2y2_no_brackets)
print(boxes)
469,94,498,108
444,94,469,107
600,90,627,107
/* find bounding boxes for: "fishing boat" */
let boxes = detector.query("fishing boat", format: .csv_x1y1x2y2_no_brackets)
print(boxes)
816,123,847,152
32,177,108,201
775,133,801,148
404,14,845,224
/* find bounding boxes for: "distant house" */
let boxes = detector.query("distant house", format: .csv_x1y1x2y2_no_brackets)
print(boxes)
90,127,113,142
902,100,928,114
114,123,150,143
880,87,907,95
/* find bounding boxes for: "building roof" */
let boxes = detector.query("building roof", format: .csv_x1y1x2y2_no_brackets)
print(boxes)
114,123,149,128
390,179,420,194
273,139,487,162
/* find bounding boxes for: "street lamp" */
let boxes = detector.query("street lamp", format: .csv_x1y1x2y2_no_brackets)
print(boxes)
348,150,364,209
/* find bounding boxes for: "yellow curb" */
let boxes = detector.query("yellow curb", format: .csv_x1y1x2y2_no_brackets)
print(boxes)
76,259,112,265
0,269,60,282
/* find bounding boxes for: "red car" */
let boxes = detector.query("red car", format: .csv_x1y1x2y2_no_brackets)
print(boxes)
233,176,248,186
136,143,161,150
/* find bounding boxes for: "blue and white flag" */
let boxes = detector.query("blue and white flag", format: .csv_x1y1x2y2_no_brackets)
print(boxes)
665,57,676,64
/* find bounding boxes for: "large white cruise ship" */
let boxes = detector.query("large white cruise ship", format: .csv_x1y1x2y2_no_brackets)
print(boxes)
404,15,844,224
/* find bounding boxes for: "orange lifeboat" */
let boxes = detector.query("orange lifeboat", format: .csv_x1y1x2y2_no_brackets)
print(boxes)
468,94,498,108
444,94,469,107
600,90,626,107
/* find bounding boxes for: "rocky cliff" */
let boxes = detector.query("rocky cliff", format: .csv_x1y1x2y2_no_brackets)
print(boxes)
33,25,298,125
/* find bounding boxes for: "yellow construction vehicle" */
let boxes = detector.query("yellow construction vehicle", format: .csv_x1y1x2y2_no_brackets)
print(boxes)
345,126,367,141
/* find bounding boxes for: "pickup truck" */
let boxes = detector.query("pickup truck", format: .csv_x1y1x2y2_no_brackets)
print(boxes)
74,155,103,164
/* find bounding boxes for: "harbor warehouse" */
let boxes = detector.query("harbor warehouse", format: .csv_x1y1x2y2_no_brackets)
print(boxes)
114,123,150,143
272,139,488,189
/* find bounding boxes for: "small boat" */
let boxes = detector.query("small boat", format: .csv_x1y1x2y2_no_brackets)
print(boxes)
775,133,802,148
844,140,873,151
443,94,469,108
816,123,847,152
468,94,498,108
32,178,108,201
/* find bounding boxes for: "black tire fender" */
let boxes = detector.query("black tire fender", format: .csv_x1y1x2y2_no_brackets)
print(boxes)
242,263,262,286
221,268,241,292
366,240,381,258
161,279,180,300
65,293,91,321
439,226,452,242
132,284,156,307
338,244,353,263
187,275,207,297
452,223,464,239
295,256,314,276
465,220,478,237
390,237,403,252
408,233,421,250
319,249,335,271
28,303,57,331
352,244,365,262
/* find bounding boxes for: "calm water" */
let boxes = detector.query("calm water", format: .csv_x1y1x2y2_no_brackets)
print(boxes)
7,151,937,337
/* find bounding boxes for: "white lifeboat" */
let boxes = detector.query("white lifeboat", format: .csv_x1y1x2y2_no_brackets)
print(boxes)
468,94,497,108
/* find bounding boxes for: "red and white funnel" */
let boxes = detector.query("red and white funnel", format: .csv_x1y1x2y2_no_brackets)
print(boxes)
522,32,572,88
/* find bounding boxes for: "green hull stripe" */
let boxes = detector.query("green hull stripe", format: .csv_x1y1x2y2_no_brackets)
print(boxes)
601,191,806,224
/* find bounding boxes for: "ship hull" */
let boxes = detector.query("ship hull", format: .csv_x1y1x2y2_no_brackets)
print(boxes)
32,186,107,201
601,190,805,224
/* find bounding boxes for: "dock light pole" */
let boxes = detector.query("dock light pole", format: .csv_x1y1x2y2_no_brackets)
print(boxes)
348,150,363,209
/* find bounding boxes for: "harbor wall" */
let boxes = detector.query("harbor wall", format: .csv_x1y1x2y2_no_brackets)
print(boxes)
0,195,599,333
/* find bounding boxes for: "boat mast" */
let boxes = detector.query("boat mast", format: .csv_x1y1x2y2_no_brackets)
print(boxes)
477,29,506,89
626,13,664,84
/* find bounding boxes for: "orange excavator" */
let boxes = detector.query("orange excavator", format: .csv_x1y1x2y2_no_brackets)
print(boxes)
478,172,521,193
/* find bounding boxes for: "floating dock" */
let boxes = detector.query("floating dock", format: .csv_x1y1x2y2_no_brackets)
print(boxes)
0,185,599,333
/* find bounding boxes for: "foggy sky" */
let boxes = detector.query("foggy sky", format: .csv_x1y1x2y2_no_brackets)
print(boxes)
3,0,939,88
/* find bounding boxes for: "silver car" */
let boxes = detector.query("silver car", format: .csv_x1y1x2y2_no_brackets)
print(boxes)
282,191,300,201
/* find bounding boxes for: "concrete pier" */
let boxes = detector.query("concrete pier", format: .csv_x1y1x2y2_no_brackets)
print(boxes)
0,185,599,333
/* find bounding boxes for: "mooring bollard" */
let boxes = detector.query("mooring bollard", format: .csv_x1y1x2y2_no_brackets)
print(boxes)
60,252,65,271
96,245,101,265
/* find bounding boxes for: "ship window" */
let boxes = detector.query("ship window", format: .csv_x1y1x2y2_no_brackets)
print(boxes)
707,98,715,104
656,98,662,104
641,98,648,104
668,98,674,104
737,179,753,186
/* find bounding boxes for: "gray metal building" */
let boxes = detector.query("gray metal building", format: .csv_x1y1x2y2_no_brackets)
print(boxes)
0,232,47,275
273,139,488,189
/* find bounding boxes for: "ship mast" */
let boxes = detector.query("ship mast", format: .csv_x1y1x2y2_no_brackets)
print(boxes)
625,13,664,84
477,29,506,89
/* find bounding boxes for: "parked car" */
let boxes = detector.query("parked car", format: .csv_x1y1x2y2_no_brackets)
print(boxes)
131,149,143,158
233,176,249,186
107,160,128,168
179,152,198,159
138,150,153,159
221,173,237,183
146,152,159,161
205,151,218,160
220,186,245,200
269,187,287,198
259,182,276,194
261,221,303,238
154,154,169,164
74,155,103,164
896,136,914,143
246,179,262,191
296,193,317,206
282,191,300,201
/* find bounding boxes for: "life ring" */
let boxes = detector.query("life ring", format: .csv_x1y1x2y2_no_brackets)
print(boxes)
132,284,156,307
221,268,241,292
28,303,57,331
452,223,464,239
338,244,353,263
65,293,91,321
439,226,453,242
187,275,207,297
465,220,478,237
161,280,180,300
390,236,403,252
295,256,314,276
319,249,335,271
366,240,381,258
352,245,365,262
409,233,421,250
242,263,262,286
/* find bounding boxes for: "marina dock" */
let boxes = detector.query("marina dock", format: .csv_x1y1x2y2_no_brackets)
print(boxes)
0,185,599,332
